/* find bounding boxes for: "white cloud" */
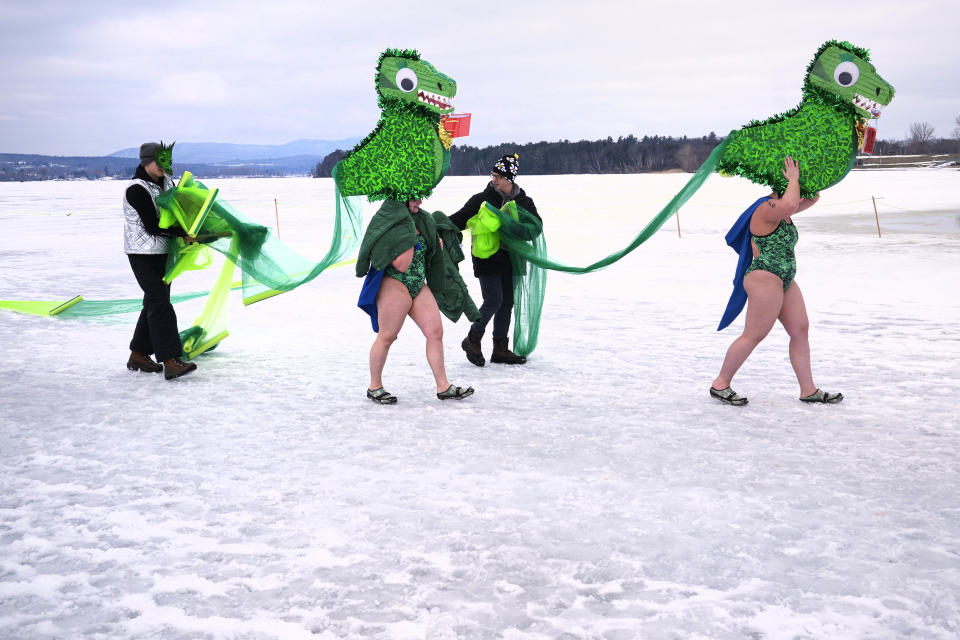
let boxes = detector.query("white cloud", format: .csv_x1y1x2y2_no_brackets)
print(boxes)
151,71,232,106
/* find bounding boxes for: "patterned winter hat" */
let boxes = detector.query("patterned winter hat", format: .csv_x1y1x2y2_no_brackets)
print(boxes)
492,153,519,181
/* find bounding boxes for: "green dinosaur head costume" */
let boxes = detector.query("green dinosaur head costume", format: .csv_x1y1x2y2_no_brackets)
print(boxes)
377,52,456,117
805,42,893,120
717,40,895,197
335,48,458,201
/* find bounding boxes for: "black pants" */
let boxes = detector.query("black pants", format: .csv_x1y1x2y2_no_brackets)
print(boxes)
472,273,513,339
128,253,182,362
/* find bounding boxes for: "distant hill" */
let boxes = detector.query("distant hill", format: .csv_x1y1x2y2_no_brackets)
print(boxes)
108,138,360,164
1,138,362,181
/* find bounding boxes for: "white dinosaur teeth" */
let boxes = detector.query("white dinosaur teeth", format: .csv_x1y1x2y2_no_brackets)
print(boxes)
417,89,453,110
853,93,881,115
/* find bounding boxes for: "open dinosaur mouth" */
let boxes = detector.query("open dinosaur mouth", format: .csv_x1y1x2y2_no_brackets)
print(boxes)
853,94,883,118
418,89,454,112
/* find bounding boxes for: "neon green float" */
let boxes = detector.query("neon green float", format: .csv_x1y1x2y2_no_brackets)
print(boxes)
466,201,511,259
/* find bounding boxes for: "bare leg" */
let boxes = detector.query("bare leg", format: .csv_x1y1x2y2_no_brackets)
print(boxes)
369,278,412,391
407,285,451,393
713,271,784,390
778,281,817,397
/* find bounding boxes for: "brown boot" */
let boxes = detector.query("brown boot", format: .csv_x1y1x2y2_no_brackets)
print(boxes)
127,351,162,373
491,337,526,365
163,357,197,380
461,328,485,367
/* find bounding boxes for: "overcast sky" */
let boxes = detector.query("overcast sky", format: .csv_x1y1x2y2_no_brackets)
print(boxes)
1,0,957,156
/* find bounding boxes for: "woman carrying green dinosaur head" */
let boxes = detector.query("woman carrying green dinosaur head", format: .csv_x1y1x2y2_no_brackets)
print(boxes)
710,156,836,407
709,40,894,407
346,48,475,403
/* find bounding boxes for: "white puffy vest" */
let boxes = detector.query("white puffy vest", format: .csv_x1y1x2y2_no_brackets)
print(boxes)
123,175,174,254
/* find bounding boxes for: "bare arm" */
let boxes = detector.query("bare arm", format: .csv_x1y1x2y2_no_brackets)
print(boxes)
755,157,802,225
391,246,414,273
795,194,820,214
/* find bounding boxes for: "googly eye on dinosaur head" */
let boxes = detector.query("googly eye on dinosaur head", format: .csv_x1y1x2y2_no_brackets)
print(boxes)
395,68,418,92
834,61,859,87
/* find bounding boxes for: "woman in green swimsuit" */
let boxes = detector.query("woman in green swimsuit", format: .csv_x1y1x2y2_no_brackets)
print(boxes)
367,199,474,404
711,157,843,405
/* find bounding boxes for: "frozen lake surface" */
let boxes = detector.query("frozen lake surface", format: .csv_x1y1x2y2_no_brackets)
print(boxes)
1,170,959,639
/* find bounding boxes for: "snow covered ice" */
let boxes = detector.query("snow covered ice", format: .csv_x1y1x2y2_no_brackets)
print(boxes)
1,170,959,639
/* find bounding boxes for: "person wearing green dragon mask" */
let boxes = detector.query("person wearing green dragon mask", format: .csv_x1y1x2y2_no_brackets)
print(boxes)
449,153,541,367
710,157,842,406
123,140,197,380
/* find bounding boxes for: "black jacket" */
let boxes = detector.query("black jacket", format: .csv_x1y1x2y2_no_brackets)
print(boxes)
448,182,540,277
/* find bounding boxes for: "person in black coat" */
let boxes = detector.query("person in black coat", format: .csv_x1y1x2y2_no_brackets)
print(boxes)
122,141,197,380
447,154,541,366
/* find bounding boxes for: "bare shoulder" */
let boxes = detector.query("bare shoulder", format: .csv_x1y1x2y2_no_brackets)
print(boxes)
752,195,780,225
757,192,801,224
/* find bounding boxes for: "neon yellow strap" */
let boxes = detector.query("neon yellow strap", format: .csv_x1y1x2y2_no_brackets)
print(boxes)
0,296,84,316
188,187,219,236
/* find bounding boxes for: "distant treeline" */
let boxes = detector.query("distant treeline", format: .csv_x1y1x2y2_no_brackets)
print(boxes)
448,133,725,175
314,133,724,178
313,133,960,178
0,155,139,182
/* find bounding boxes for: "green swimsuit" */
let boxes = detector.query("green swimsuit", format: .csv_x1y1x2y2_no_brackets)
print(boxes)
745,219,798,289
385,239,427,298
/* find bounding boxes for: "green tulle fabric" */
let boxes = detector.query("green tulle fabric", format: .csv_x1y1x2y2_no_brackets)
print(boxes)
0,173,362,361
156,172,363,305
469,138,727,356
148,172,363,356
501,139,728,274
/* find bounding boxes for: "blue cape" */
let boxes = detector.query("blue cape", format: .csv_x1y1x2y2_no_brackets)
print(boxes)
357,268,385,332
717,196,771,331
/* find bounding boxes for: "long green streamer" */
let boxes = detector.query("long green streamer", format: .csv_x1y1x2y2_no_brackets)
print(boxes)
508,210,547,357
0,257,355,320
489,138,730,355
498,137,729,274
0,291,212,318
